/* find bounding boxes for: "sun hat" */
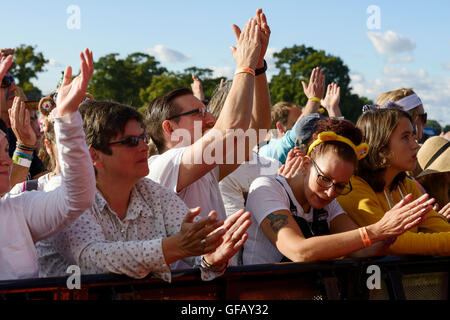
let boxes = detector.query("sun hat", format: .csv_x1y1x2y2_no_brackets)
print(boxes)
416,136,450,178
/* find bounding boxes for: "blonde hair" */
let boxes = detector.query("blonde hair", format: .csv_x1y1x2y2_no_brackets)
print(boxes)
376,88,422,120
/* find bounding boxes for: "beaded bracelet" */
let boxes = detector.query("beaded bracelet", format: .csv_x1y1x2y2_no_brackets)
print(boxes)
16,143,35,152
201,256,227,273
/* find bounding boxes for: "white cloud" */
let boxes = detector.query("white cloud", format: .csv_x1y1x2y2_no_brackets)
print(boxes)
350,67,450,126
209,66,234,79
367,30,416,55
145,45,189,63
47,59,63,68
385,55,413,63
442,62,450,71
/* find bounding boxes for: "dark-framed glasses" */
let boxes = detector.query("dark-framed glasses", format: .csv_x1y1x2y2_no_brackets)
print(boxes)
311,159,352,195
168,106,208,120
108,133,149,147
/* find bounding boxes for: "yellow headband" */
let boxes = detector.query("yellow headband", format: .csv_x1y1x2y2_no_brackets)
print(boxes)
307,131,369,161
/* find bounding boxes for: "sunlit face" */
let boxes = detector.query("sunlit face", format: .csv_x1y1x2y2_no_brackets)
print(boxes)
169,94,216,146
97,119,149,184
303,150,355,209
0,132,12,193
387,116,419,173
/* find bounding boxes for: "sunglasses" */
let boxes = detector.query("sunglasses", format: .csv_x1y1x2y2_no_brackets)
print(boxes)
109,133,149,147
168,106,208,120
417,113,427,124
1,74,14,88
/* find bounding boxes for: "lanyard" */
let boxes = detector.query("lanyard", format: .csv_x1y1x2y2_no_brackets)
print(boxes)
383,186,405,210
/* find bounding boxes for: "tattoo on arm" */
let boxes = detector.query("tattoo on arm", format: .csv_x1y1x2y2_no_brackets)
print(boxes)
266,213,289,234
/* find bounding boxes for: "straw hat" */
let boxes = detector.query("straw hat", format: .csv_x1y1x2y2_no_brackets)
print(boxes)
416,136,450,178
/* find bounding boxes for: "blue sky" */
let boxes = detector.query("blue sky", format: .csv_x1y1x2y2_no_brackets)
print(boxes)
1,0,449,126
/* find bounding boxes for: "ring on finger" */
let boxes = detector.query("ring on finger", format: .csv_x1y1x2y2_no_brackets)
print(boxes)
201,238,206,246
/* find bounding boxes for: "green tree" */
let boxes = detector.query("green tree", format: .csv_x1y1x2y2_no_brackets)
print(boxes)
426,119,442,135
139,66,225,107
443,125,450,133
10,44,48,99
88,52,166,107
269,45,371,123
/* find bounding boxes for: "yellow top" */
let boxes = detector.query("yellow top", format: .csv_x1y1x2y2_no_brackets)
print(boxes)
337,176,450,256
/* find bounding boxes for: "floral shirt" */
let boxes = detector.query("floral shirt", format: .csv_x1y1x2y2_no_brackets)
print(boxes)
37,178,221,282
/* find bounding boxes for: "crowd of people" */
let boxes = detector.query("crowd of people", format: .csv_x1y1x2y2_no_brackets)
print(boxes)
0,9,449,282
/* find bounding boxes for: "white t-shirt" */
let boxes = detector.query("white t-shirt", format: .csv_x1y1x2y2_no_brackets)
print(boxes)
242,175,345,266
219,152,281,217
147,147,227,221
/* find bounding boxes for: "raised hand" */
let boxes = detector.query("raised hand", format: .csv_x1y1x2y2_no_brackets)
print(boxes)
278,147,303,179
55,48,93,117
230,18,261,70
203,209,252,269
375,193,435,238
0,55,13,83
302,67,325,100
232,9,270,69
191,74,205,101
8,97,36,147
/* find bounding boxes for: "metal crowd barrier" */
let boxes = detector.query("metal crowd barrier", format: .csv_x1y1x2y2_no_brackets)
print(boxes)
0,256,448,300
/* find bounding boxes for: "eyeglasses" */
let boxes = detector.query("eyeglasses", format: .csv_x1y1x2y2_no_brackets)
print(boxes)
311,159,352,195
108,133,149,147
168,106,208,120
417,113,427,124
1,74,14,88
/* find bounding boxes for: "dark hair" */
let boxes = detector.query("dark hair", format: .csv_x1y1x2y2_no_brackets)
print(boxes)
145,88,192,153
356,107,412,191
309,118,363,166
79,100,144,155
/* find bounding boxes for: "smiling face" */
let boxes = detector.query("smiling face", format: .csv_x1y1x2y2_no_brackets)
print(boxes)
95,119,149,185
0,132,12,193
303,150,355,209
387,116,420,174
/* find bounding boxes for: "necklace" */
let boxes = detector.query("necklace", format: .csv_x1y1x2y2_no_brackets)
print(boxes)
383,186,405,210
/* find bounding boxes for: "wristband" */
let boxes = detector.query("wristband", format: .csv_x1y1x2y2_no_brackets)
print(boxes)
358,227,372,248
13,150,33,160
16,143,35,152
309,97,321,103
12,152,32,168
255,59,267,76
235,67,255,77
201,256,227,273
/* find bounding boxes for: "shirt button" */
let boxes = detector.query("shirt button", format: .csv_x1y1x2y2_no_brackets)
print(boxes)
121,229,125,233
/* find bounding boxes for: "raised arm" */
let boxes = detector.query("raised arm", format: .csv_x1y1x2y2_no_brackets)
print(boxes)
321,82,342,118
18,49,96,241
8,97,38,189
178,18,261,190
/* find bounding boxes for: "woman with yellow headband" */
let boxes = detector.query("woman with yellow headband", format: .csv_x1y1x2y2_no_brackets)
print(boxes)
242,118,434,265
338,107,450,256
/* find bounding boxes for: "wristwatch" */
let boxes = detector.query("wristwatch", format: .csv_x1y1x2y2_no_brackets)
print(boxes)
255,59,267,76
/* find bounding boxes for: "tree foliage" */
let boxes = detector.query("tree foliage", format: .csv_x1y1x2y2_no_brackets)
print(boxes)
269,45,371,123
10,44,48,99
426,120,442,135
88,53,166,107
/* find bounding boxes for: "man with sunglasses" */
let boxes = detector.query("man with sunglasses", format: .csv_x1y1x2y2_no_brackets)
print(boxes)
146,12,271,237
37,99,251,280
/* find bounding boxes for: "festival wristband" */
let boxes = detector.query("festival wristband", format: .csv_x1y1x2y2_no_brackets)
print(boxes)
358,227,372,248
309,97,321,103
235,67,255,77
12,152,32,168
13,150,33,160
16,143,35,152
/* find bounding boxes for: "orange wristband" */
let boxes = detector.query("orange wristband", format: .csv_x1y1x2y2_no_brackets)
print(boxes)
359,227,372,248
235,67,255,76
